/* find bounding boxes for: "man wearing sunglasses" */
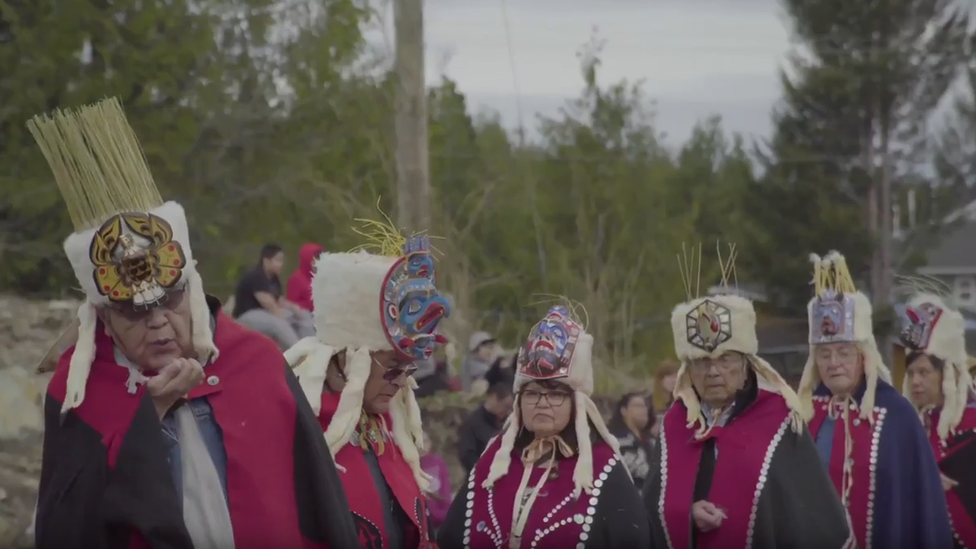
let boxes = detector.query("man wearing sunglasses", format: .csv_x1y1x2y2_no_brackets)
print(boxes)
287,223,452,549
29,99,358,549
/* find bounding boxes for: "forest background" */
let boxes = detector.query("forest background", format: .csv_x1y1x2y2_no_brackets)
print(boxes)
1,0,975,391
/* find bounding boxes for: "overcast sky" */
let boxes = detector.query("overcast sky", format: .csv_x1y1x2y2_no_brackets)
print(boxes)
368,0,790,145
366,0,973,147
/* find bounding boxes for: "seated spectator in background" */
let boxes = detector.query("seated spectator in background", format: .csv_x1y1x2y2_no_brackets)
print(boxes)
462,331,497,392
232,243,314,349
286,242,323,313
420,430,452,532
608,391,656,489
456,371,513,475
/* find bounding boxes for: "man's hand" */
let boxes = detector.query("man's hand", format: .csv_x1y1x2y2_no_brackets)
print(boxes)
147,358,204,419
941,473,959,492
691,500,726,533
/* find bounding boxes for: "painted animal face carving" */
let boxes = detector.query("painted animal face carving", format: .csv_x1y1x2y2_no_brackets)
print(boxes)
88,212,186,308
810,290,857,344
517,306,581,380
900,302,943,352
380,236,450,361
406,251,434,279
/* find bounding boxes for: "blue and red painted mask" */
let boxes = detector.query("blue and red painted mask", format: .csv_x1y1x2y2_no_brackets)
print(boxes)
517,306,581,381
380,235,450,361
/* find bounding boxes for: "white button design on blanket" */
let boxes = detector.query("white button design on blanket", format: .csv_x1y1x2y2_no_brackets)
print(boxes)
207,375,220,386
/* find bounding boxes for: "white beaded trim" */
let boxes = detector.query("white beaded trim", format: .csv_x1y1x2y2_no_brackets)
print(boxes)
814,397,887,549
656,427,674,549
743,416,791,548
461,455,618,548
567,458,616,549
864,406,885,549
939,422,972,547
949,503,966,549
415,498,433,547
462,468,503,547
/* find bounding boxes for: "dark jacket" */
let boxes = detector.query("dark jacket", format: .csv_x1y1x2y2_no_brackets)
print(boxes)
609,424,655,490
456,406,503,474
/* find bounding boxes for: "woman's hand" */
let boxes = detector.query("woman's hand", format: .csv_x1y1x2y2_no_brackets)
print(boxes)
691,500,726,532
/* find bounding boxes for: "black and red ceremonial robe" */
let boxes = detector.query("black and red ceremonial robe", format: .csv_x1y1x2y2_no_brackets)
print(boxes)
34,296,360,549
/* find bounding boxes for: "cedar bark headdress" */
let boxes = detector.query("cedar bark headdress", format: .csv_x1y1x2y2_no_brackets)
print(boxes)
28,98,216,413
797,251,892,422
669,242,803,437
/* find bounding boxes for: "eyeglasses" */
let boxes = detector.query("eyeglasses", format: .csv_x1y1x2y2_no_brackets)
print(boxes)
335,359,418,382
689,353,744,372
815,345,858,363
106,288,186,322
521,389,571,407
381,362,418,381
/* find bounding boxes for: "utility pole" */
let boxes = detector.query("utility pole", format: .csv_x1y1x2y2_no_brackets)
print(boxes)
878,132,894,366
393,0,430,233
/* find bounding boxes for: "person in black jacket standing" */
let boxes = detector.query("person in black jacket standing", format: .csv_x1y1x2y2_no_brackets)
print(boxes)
456,358,514,473
608,392,655,489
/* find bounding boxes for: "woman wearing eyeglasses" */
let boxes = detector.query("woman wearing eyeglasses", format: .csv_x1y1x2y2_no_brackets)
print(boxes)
285,222,453,549
437,305,649,549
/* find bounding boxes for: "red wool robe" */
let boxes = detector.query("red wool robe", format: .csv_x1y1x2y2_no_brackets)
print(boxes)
35,299,359,549
317,391,437,549
922,403,976,549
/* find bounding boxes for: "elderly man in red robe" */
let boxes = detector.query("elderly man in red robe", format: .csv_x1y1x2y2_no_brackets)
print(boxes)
286,223,450,549
30,98,358,549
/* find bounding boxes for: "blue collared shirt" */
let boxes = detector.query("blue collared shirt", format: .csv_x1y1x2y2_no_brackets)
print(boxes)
114,315,228,507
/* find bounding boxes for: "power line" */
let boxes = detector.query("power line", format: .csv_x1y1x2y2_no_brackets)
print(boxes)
498,0,526,139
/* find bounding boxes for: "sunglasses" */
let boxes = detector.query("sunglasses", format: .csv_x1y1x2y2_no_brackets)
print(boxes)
382,363,418,381
334,360,418,382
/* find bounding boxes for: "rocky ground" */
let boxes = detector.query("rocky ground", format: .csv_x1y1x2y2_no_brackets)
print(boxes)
0,295,77,547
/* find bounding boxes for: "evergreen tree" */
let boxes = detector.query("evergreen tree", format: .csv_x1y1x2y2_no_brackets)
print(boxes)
741,0,971,316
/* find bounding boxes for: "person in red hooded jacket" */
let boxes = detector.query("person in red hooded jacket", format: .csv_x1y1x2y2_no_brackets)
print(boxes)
287,242,323,312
